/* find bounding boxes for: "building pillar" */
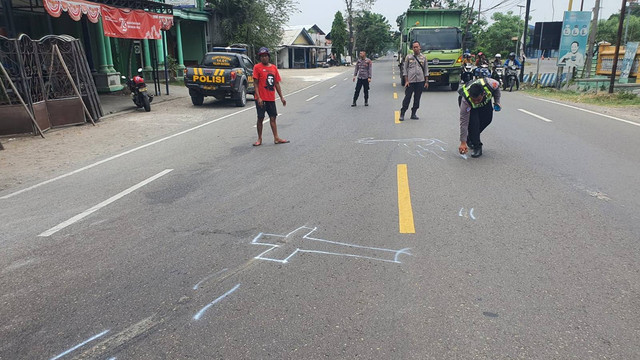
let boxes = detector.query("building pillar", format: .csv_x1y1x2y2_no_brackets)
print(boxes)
104,36,116,73
175,20,185,71
95,19,109,73
156,38,165,69
142,39,152,71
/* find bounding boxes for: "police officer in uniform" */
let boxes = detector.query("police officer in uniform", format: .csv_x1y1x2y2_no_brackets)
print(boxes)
352,50,372,106
457,77,502,158
400,41,429,121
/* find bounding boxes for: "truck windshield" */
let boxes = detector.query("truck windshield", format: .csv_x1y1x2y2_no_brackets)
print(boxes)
202,54,240,68
411,28,462,50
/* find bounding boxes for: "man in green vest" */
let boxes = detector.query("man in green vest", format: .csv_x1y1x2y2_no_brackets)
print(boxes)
457,77,502,158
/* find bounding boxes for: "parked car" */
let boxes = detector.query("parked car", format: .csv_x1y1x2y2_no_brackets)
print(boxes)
184,47,255,107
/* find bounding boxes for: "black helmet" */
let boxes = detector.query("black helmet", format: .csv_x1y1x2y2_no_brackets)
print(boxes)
509,52,516,59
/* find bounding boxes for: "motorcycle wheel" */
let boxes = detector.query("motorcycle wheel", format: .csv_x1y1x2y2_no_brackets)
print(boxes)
509,78,514,92
142,94,151,112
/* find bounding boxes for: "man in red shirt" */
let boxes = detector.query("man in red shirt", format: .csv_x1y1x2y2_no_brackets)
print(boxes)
252,47,288,146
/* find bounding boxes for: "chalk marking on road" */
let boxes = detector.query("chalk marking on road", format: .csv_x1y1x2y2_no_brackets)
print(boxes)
252,226,411,263
397,164,416,233
458,207,476,220
193,283,241,320
306,95,319,102
358,137,447,159
343,77,348,81
531,97,640,127
38,169,173,237
0,73,346,200
394,111,401,124
193,268,228,290
330,84,337,89
393,92,398,99
70,314,162,360
49,329,110,360
518,109,552,122
460,153,468,159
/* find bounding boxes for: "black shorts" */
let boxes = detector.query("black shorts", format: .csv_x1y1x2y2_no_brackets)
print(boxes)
256,101,277,119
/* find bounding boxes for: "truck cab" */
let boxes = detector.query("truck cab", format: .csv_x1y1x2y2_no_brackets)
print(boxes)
184,47,255,107
398,9,464,91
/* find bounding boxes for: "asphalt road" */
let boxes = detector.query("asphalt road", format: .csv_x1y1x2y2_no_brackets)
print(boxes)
1,57,640,359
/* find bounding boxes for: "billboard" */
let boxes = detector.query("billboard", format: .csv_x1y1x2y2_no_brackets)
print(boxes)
533,22,562,50
557,11,591,69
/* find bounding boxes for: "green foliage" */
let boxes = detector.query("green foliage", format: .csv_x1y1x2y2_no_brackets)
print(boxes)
208,0,298,52
476,11,522,57
331,11,348,61
353,11,393,56
596,14,640,44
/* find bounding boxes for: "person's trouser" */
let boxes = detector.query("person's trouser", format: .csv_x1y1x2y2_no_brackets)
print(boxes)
467,101,493,146
401,81,425,113
353,78,369,102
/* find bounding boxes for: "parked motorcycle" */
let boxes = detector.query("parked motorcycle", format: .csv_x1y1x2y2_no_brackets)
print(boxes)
504,65,520,92
491,65,504,86
461,63,475,84
122,68,152,112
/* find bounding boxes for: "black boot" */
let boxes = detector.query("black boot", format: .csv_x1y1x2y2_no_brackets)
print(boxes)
364,100,369,106
351,100,356,107
399,111,405,121
471,144,483,158
410,112,419,120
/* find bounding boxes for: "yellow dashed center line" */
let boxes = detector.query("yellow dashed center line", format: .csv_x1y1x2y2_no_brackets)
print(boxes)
397,164,415,234
395,110,401,124
393,92,398,99
393,83,396,88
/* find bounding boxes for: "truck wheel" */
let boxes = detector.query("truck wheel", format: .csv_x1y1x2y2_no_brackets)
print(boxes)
191,94,204,106
235,85,247,107
450,82,459,91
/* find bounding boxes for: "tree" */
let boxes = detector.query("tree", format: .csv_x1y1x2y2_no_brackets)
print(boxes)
353,11,393,56
476,11,522,57
595,14,640,44
208,0,298,52
410,0,457,9
330,11,348,62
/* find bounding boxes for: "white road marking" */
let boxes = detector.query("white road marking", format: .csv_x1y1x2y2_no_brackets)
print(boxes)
193,268,228,290
531,97,640,127
330,84,337,89
518,109,553,122
253,114,282,128
306,95,319,102
193,283,241,320
1,75,345,200
49,330,110,360
38,169,173,237
343,77,348,81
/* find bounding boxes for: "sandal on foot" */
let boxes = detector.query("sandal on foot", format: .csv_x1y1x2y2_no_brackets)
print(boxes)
252,141,262,146
274,139,290,144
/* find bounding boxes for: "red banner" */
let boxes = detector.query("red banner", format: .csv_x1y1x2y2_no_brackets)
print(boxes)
101,5,173,39
43,0,101,23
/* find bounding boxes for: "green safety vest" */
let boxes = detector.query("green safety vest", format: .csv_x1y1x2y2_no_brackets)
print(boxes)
459,78,493,109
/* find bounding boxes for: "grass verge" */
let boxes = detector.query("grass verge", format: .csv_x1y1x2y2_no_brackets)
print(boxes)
522,87,640,106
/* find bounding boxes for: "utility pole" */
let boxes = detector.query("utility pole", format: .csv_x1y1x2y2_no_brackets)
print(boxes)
584,0,601,78
520,0,531,82
609,0,627,93
478,0,482,24
516,5,526,58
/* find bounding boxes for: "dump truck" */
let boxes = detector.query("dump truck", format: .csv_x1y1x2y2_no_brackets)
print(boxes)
398,8,464,90
184,47,255,107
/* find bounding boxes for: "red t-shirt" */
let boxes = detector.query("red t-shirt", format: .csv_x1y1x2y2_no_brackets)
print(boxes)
253,62,281,102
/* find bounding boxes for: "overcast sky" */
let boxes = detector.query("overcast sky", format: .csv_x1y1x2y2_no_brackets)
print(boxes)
288,0,620,34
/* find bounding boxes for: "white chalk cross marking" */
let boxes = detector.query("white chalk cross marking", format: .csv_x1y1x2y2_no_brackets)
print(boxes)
252,226,411,264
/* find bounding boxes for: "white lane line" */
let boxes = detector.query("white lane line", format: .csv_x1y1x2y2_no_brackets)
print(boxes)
253,114,282,128
306,95,319,102
330,84,337,89
38,169,173,237
531,97,640,127
49,330,110,360
193,268,228,290
518,109,553,122
343,77,348,81
193,283,241,320
1,73,348,200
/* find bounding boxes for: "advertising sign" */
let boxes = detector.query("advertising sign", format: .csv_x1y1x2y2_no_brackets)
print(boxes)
101,5,173,39
620,42,639,83
557,11,591,70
